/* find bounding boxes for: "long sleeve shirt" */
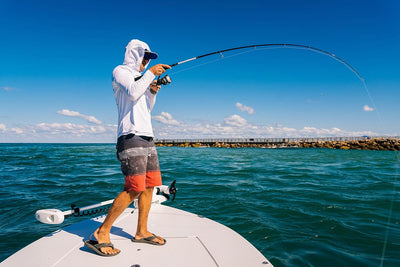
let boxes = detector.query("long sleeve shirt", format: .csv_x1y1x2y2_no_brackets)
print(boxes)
112,39,157,138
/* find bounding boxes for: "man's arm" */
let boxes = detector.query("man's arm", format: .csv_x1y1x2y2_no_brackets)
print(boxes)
146,81,161,111
113,64,170,102
113,67,155,101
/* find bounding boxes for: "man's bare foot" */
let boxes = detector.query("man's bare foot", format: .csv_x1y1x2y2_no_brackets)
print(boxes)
93,228,120,255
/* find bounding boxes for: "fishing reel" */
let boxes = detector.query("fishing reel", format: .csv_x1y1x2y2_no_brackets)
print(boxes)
156,74,171,86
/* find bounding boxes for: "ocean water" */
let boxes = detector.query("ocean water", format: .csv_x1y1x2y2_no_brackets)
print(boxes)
0,143,399,266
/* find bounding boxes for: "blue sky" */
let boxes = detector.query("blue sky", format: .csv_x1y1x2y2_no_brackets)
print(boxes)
0,0,399,142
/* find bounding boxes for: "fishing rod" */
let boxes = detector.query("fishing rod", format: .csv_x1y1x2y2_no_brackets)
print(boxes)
157,43,364,85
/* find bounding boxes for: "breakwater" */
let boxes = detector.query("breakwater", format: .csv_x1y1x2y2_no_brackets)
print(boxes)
155,137,400,150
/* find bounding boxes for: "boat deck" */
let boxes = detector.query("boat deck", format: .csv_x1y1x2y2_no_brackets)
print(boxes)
1,204,272,267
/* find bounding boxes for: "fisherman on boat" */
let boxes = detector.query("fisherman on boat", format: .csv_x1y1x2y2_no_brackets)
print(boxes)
85,39,171,256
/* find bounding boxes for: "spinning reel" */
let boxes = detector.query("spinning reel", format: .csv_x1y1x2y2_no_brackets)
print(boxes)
156,74,171,86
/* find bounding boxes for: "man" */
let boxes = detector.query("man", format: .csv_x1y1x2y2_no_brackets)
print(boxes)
85,39,171,256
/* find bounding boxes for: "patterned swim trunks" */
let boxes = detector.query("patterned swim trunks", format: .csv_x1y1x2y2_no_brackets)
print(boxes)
116,134,162,192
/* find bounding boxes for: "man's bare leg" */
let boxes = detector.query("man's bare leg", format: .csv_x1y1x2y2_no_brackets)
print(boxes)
134,187,165,244
94,190,140,255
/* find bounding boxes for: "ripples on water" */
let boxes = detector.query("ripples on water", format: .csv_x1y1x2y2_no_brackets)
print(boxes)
0,144,399,266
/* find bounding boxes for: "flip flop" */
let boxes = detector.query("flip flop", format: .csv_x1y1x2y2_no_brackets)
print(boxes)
84,240,120,256
132,234,166,246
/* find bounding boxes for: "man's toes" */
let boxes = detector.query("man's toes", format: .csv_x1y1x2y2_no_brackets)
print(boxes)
155,236,165,245
101,247,117,255
100,248,110,254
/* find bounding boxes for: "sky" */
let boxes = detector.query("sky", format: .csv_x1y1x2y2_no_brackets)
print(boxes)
0,0,399,143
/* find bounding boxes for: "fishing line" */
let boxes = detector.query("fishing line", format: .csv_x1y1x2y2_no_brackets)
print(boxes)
162,43,399,265
380,148,399,267
380,172,399,267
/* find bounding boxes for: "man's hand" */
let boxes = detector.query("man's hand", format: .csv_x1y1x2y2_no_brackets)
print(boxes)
149,80,161,95
149,64,171,76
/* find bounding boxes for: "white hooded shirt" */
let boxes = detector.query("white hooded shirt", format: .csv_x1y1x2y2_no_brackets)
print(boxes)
112,39,157,138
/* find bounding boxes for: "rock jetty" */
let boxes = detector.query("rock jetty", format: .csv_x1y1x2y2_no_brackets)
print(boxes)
289,138,400,150
155,138,400,151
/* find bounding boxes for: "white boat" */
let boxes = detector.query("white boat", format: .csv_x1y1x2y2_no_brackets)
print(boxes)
1,183,273,267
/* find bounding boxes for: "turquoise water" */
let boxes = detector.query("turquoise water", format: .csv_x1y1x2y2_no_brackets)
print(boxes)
0,144,399,266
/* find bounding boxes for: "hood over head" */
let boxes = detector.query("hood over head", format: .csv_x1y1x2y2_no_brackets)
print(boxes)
123,39,157,72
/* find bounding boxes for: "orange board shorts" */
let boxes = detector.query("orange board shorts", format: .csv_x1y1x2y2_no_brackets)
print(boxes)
116,134,162,192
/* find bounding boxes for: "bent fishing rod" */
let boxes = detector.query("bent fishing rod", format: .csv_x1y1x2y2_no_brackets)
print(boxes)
156,43,364,85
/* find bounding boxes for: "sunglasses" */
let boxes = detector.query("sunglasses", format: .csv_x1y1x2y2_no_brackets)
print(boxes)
143,52,152,60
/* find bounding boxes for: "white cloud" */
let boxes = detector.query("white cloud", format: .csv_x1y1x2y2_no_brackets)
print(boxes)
7,122,115,136
1,86,16,91
363,105,374,112
57,109,102,124
1,109,384,142
0,117,381,142
153,112,180,125
153,115,380,139
11,127,23,134
236,102,255,115
0,122,117,142
224,114,247,127
35,122,108,135
299,127,343,136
